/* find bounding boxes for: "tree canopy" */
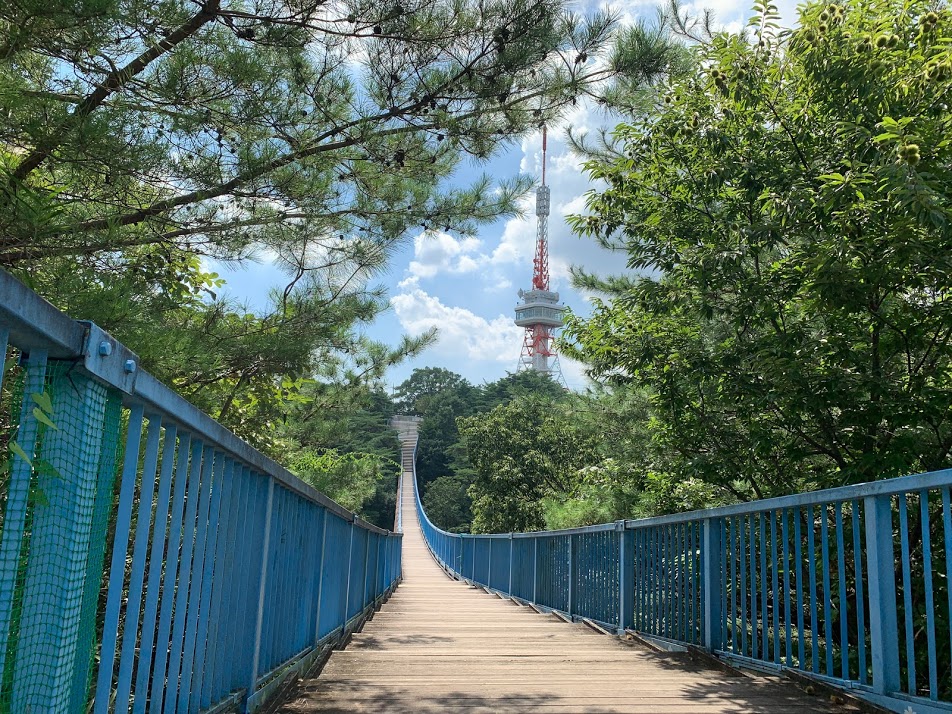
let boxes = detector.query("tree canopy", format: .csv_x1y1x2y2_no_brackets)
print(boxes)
1,0,624,265
565,0,952,498
458,395,598,531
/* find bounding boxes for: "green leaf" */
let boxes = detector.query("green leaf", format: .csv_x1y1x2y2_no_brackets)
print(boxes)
31,391,53,413
30,488,49,507
32,458,62,479
32,407,58,430
9,441,32,465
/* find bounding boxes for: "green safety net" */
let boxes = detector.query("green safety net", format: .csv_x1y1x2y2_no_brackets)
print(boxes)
0,359,122,713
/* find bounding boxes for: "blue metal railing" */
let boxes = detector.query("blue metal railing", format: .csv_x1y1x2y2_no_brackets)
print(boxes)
413,437,952,714
0,270,402,713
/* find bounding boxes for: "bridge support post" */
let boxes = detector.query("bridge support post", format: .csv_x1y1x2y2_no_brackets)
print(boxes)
701,517,723,652
864,494,900,695
617,522,634,634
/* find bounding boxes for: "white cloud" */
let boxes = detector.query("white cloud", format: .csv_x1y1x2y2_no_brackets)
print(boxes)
488,117,624,290
391,285,593,389
397,274,420,290
392,287,524,364
490,200,535,266
407,231,487,279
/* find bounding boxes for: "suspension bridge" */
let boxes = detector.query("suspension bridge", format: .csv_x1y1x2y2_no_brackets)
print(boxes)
0,271,943,713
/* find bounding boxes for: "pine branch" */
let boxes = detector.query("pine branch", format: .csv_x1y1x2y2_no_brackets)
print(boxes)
9,0,222,182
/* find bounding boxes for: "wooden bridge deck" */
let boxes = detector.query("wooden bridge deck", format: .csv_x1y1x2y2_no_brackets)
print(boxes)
274,472,847,713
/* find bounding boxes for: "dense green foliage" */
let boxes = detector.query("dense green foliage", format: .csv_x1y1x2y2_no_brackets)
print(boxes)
453,380,726,532
459,395,598,531
392,368,577,531
396,365,701,533
566,0,952,501
283,385,402,526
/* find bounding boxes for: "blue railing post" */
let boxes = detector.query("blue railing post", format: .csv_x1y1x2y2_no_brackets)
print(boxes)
618,522,634,634
508,533,514,595
131,425,179,710
864,494,900,696
112,414,165,714
373,534,381,608
313,512,328,644
244,478,275,713
568,535,575,619
702,517,724,652
342,521,355,628
362,532,371,611
93,402,145,714
533,539,539,603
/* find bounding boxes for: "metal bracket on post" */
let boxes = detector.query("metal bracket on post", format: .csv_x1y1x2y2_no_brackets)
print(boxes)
80,322,139,394
701,517,723,652
617,521,634,634
864,494,900,696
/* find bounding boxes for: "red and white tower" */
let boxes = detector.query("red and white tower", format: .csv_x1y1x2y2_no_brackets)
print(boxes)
514,127,566,382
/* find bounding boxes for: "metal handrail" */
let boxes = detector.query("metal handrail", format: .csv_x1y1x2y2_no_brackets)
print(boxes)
0,270,402,713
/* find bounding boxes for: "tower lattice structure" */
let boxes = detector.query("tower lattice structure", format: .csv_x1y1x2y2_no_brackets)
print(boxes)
514,127,566,383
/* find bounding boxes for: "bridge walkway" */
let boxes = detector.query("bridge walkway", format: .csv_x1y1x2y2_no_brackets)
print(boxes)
273,470,845,713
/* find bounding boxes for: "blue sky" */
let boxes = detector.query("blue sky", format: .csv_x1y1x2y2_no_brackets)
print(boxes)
213,0,796,393
215,104,618,391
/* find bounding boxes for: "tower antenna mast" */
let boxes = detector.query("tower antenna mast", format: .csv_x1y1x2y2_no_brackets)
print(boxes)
513,126,566,383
